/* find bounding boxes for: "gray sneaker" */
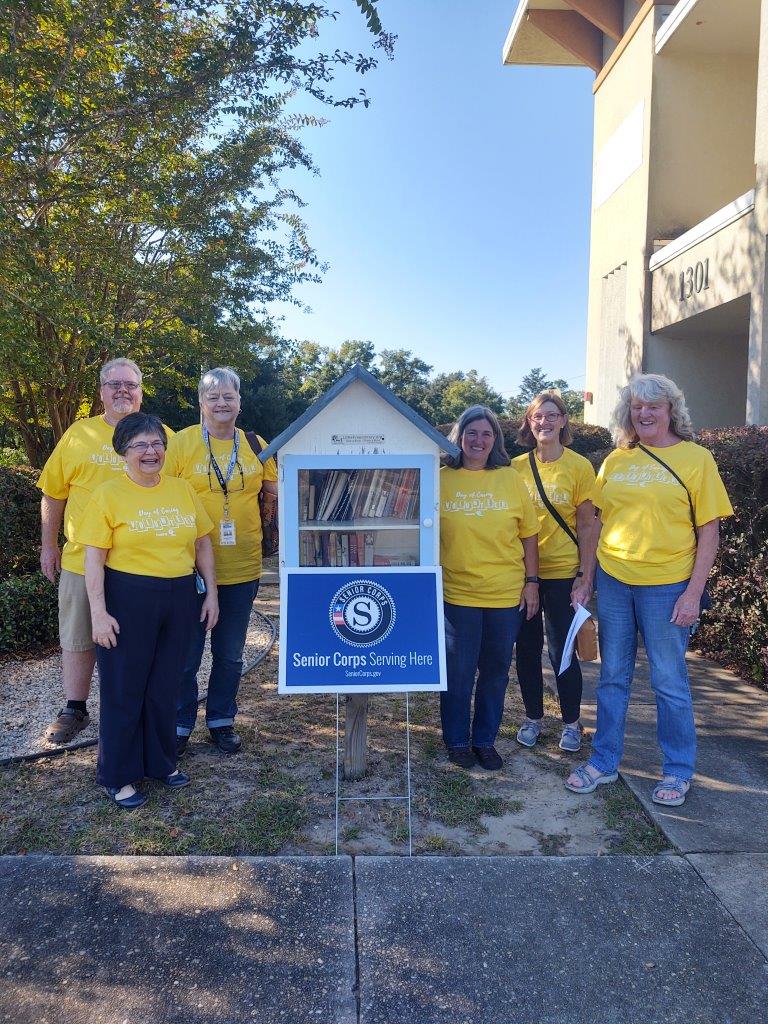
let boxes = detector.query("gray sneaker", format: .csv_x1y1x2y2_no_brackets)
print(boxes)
559,723,582,752
516,718,542,747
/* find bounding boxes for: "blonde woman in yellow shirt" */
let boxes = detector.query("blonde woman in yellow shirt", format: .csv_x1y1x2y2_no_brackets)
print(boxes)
565,375,733,807
75,413,218,809
512,391,596,754
440,406,540,771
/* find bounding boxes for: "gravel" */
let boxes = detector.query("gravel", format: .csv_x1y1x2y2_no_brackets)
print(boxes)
0,606,275,762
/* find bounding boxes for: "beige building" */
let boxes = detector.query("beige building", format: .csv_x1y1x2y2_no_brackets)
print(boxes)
504,0,768,428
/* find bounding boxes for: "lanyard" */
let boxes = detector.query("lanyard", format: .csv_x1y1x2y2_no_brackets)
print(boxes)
202,424,240,499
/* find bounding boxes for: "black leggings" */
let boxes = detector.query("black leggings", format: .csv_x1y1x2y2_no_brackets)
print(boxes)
514,576,582,724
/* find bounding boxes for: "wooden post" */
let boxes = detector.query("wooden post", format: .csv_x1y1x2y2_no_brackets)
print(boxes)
344,694,369,780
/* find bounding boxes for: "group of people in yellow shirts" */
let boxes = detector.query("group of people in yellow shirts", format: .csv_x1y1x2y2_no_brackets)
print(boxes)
38,359,276,808
439,374,732,808
39,356,732,813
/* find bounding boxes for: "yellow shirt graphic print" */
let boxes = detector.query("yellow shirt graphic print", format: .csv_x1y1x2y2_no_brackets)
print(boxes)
74,475,213,579
592,442,733,586
440,466,539,607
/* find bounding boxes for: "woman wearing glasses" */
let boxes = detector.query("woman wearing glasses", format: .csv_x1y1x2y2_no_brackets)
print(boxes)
74,412,218,807
511,391,596,753
165,367,278,755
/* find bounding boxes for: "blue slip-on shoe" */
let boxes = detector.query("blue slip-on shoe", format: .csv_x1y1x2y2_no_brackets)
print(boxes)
163,770,190,789
104,786,148,810
559,723,582,753
516,718,542,748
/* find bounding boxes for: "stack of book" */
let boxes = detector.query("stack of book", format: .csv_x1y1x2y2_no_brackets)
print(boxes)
300,531,418,568
299,468,419,523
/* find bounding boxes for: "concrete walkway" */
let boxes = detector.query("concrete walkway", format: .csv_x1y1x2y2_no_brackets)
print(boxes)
575,646,768,958
1,647,767,1022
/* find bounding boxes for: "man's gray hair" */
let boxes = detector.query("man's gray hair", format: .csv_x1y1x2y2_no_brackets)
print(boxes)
100,357,142,384
198,366,241,402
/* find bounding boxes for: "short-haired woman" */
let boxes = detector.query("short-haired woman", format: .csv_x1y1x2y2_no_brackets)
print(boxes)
565,374,733,806
165,367,277,755
512,391,596,753
75,412,218,808
440,405,540,770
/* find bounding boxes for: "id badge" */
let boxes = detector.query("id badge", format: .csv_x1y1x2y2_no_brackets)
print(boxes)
220,518,236,546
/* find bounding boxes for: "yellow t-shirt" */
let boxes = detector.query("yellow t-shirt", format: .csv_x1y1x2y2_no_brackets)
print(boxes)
73,475,213,578
37,415,175,575
512,448,596,579
440,465,540,607
164,426,278,585
592,442,734,586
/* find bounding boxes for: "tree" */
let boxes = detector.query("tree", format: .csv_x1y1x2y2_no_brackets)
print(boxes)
0,1,392,466
378,348,433,419
292,339,377,403
509,367,584,422
427,370,505,426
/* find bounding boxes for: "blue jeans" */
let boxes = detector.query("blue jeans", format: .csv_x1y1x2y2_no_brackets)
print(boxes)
589,565,695,780
441,603,524,749
176,579,259,736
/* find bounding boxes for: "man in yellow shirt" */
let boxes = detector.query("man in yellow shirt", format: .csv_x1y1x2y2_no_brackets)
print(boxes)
37,357,149,743
165,367,278,755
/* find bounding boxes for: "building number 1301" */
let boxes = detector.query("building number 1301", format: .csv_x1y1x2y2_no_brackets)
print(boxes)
679,258,710,302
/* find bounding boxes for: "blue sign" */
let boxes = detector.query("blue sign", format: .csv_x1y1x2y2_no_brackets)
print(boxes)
279,567,446,693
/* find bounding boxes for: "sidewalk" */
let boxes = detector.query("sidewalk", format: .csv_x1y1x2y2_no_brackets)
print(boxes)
1,647,766,1023
573,645,768,957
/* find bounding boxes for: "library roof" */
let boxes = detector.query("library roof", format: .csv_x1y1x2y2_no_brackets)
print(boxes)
257,364,459,461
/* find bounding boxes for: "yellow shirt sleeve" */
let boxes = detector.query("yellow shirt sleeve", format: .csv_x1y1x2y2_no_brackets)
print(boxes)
75,490,114,550
255,434,278,483
574,457,597,507
518,479,540,539
691,448,734,526
190,486,214,538
37,433,71,499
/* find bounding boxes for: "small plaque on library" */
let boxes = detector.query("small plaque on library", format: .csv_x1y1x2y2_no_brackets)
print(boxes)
331,433,385,445
279,567,446,694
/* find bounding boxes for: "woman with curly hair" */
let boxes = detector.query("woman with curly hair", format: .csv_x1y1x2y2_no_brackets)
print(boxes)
565,374,732,806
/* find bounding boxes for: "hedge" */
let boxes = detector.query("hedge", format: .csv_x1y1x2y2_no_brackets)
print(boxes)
0,573,58,656
0,465,42,577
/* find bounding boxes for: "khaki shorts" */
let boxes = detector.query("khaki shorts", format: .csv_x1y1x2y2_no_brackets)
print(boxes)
58,569,94,652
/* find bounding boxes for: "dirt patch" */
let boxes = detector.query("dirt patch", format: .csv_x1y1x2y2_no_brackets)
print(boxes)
0,578,669,858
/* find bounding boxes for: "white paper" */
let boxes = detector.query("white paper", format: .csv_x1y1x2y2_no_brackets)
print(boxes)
558,603,592,677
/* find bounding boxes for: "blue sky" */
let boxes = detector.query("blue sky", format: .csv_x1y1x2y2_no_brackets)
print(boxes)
272,0,596,401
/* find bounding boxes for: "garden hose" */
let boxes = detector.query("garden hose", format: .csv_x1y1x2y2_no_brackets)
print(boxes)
0,609,277,769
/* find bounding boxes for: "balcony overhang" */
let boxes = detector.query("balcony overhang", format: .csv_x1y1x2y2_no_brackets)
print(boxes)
503,1,607,73
655,0,760,56
650,190,757,333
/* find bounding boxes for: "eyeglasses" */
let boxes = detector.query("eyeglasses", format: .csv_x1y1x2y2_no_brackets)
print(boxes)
207,459,245,494
531,413,562,424
103,380,141,391
126,440,166,453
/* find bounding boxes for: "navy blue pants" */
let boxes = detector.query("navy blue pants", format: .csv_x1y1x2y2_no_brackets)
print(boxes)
441,602,524,749
515,576,582,724
96,568,197,789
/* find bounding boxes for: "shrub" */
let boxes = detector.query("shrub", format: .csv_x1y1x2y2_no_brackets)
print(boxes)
691,427,768,685
0,573,58,656
0,466,42,577
0,447,27,468
437,420,613,459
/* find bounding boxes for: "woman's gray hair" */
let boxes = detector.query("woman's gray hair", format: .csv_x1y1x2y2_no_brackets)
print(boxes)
198,366,241,402
443,405,510,469
100,357,142,384
610,373,695,448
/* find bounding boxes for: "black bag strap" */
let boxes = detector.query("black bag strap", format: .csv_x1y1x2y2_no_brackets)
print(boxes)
636,444,696,531
528,451,579,549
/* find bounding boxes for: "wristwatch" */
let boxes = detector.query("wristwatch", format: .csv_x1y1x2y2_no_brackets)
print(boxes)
575,570,584,578
525,576,540,584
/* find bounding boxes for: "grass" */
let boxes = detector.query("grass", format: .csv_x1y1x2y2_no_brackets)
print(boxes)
599,782,672,855
418,771,510,834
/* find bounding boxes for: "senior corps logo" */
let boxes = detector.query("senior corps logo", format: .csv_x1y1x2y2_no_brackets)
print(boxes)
329,580,396,647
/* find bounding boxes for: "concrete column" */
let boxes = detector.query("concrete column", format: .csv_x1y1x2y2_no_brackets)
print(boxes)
747,0,768,423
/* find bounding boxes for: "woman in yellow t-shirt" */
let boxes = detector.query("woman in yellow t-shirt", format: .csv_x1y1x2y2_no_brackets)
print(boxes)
74,413,218,809
440,406,540,771
565,375,733,807
512,391,596,754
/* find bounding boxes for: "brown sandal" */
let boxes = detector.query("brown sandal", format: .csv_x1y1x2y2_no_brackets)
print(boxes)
45,708,90,744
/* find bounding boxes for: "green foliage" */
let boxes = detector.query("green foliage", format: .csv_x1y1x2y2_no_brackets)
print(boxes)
0,465,41,577
0,573,58,655
0,1,392,466
691,427,768,685
507,367,585,421
0,447,27,468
